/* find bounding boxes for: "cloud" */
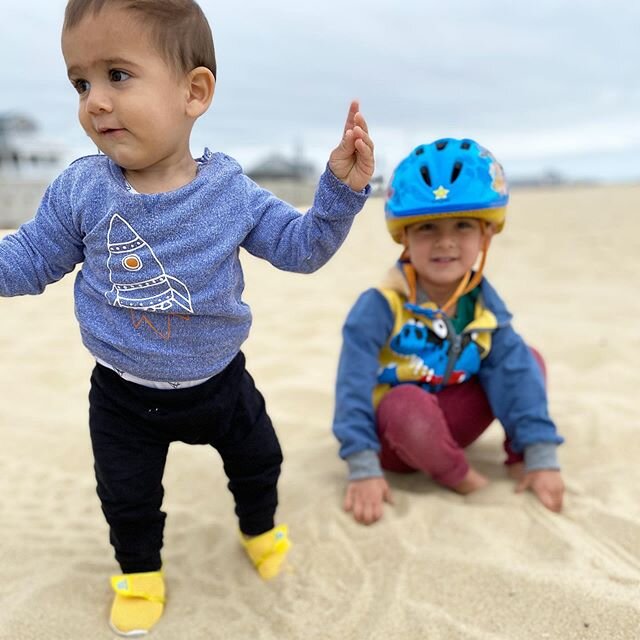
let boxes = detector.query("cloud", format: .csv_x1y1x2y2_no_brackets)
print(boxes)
2,0,639,180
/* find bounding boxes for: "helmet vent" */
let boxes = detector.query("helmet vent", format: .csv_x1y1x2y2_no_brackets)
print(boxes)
420,165,432,187
415,147,425,156
435,140,448,151
451,161,463,183
460,141,471,150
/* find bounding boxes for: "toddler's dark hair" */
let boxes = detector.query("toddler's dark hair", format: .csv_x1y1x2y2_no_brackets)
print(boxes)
64,0,216,78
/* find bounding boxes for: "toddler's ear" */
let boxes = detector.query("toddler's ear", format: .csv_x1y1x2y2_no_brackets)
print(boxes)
185,67,215,117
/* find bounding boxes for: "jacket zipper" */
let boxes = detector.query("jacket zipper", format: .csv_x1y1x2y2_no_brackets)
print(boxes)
441,321,494,387
441,315,460,386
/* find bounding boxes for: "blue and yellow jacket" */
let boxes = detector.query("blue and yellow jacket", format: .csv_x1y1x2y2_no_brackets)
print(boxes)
373,285,497,406
332,268,563,480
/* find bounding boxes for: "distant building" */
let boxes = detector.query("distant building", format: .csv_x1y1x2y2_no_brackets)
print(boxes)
0,113,62,176
509,170,595,189
247,152,316,182
0,113,65,228
370,174,386,197
247,151,388,204
247,151,319,206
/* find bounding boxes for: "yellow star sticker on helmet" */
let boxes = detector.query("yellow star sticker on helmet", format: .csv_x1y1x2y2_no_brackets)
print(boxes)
433,185,450,200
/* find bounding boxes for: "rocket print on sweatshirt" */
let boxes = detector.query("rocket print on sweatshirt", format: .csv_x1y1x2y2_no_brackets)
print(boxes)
105,214,193,339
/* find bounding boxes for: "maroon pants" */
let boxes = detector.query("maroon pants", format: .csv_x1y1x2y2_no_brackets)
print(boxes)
376,350,545,487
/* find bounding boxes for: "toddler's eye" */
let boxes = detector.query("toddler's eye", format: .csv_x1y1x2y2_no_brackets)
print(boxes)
110,69,131,83
72,79,90,95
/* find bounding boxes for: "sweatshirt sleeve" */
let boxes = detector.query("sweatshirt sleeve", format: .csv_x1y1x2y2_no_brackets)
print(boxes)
241,167,369,273
477,321,564,457
0,173,84,296
332,289,394,478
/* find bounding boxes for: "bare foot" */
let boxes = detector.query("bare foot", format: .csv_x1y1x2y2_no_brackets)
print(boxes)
451,467,489,494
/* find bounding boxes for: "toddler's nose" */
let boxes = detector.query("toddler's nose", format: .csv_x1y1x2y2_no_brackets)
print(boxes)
86,85,113,115
434,231,455,247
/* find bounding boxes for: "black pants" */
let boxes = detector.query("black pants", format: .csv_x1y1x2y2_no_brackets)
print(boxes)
88,352,282,573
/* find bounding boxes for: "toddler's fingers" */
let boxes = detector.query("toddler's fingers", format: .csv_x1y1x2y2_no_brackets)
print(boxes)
339,128,357,156
343,489,354,512
372,501,384,523
342,100,360,136
540,493,557,512
353,110,369,134
542,490,563,513
352,125,374,151
353,501,369,524
515,477,530,493
355,138,375,166
362,501,379,525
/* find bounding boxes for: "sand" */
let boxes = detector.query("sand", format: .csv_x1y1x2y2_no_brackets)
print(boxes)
1,185,640,639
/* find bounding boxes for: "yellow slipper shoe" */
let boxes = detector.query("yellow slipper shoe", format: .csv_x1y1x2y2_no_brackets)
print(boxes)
241,524,291,580
109,571,166,637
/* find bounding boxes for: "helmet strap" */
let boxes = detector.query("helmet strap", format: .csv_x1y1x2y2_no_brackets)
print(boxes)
399,249,418,303
439,270,473,315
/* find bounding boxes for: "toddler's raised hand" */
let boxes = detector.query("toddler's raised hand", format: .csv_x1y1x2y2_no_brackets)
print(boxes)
328,100,375,193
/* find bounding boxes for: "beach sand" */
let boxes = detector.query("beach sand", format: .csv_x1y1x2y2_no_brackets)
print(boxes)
1,185,640,639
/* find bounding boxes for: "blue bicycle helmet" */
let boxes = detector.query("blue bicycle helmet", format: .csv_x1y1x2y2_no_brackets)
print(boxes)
385,138,509,243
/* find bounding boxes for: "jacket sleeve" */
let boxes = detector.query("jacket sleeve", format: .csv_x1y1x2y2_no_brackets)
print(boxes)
332,289,394,469
241,167,369,273
477,321,564,454
0,174,84,296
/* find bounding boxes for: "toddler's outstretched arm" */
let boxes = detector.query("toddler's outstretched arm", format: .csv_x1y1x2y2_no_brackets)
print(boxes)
344,476,393,525
328,101,375,192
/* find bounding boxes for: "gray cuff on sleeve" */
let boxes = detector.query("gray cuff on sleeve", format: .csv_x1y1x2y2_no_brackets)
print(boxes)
315,167,371,218
524,443,561,472
346,449,383,481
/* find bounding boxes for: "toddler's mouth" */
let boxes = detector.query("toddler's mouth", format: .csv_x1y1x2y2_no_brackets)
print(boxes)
431,257,457,263
98,127,126,136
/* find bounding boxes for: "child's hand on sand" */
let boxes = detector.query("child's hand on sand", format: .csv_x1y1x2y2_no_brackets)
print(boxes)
329,100,375,192
516,469,565,512
344,477,393,525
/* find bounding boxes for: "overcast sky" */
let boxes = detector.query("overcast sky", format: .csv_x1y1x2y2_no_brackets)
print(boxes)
1,0,638,181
